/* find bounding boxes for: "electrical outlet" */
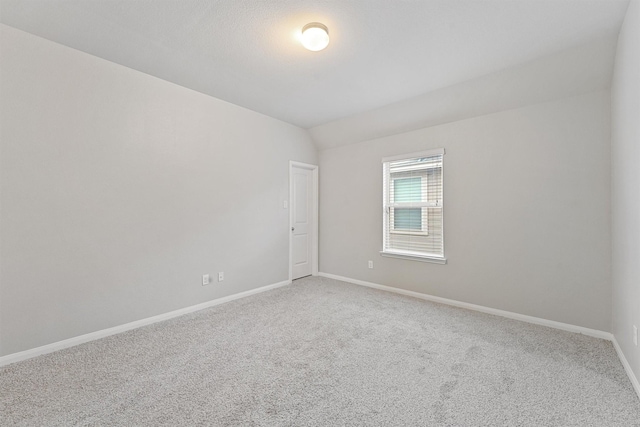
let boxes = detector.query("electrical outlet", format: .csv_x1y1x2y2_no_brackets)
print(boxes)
218,272,224,282
202,274,210,286
368,260,373,269
283,200,288,209
634,325,638,346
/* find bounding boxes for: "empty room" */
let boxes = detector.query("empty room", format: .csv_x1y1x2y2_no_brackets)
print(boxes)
1,0,639,425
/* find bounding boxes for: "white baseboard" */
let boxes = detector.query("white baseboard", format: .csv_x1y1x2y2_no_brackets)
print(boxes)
0,279,291,367
318,272,611,340
612,335,640,400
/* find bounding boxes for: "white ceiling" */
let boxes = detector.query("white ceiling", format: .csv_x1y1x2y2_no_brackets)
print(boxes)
310,36,618,149
0,0,630,130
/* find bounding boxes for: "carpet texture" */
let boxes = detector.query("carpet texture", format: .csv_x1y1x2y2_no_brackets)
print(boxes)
1,276,639,426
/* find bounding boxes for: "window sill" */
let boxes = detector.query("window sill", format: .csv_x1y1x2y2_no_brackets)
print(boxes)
379,250,447,264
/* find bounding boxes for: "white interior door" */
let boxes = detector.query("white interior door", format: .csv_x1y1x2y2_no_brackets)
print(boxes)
291,164,314,280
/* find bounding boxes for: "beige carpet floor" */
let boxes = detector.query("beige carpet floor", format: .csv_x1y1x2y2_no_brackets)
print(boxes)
1,276,639,426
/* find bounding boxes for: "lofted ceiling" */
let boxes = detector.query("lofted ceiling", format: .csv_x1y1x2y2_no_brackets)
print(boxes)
0,0,630,133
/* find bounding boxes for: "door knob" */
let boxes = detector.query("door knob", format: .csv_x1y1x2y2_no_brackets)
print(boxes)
291,227,295,231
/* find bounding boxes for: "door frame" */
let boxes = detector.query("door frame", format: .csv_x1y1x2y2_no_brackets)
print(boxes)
289,161,319,281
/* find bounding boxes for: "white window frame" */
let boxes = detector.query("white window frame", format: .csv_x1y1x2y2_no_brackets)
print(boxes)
381,148,446,264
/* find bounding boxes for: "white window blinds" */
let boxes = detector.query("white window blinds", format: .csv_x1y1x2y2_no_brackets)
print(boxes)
382,149,444,260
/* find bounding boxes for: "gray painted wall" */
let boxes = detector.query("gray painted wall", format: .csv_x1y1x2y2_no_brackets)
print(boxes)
0,25,317,356
319,91,612,332
611,0,640,388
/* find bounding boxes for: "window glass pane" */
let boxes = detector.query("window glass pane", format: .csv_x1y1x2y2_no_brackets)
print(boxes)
394,208,422,231
393,177,421,203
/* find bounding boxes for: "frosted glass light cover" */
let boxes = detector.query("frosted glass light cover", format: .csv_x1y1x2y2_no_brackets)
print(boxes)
301,23,330,51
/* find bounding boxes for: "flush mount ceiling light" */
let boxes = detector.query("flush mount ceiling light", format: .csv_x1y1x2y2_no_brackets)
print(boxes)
300,22,330,51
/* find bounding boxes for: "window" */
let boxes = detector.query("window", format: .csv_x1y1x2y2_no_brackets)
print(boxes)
393,177,424,232
382,148,445,263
